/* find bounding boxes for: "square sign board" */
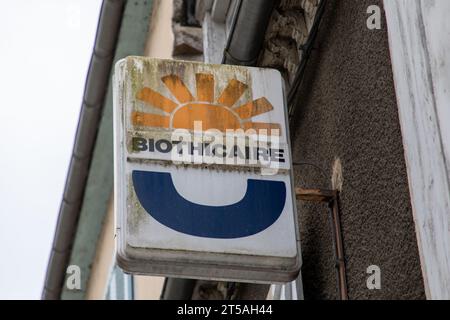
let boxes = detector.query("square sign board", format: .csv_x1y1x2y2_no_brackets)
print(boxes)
114,56,300,283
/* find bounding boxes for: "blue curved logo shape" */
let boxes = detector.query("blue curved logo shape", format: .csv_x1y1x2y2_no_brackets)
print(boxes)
132,171,286,239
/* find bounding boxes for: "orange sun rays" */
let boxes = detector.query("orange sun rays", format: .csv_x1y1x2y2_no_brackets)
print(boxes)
132,73,281,134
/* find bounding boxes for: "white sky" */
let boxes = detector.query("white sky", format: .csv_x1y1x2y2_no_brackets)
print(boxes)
0,0,102,299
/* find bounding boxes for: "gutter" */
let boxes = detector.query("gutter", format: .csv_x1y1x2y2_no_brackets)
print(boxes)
42,0,125,300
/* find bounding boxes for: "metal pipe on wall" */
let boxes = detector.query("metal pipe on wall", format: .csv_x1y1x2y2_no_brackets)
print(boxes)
223,0,275,66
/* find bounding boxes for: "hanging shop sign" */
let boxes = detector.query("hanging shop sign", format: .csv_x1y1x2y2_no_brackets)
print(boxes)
114,56,300,282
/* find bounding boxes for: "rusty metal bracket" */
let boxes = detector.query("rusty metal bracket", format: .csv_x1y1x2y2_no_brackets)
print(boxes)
295,188,335,202
295,188,349,300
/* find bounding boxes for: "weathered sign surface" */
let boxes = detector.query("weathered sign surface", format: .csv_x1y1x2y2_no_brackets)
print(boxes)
114,56,300,282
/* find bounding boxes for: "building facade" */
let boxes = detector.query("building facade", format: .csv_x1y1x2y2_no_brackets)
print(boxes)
43,0,450,300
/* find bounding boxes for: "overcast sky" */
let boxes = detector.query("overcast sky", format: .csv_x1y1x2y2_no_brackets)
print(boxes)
0,0,102,299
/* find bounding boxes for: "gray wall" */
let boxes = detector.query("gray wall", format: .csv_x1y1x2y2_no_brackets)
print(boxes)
285,0,425,299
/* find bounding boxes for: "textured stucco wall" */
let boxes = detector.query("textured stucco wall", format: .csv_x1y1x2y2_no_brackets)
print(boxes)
283,0,426,299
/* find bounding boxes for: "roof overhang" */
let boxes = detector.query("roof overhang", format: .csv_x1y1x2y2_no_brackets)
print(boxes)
42,0,154,300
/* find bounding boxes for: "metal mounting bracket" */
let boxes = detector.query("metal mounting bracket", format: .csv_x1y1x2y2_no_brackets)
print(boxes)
295,188,349,300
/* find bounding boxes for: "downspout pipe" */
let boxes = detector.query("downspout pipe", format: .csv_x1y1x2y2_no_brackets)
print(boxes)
160,278,197,300
222,0,275,66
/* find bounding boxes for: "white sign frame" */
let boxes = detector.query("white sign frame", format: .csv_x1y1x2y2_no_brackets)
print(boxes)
113,57,301,283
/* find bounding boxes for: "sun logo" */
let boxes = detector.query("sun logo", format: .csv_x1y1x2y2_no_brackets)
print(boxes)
132,73,281,135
